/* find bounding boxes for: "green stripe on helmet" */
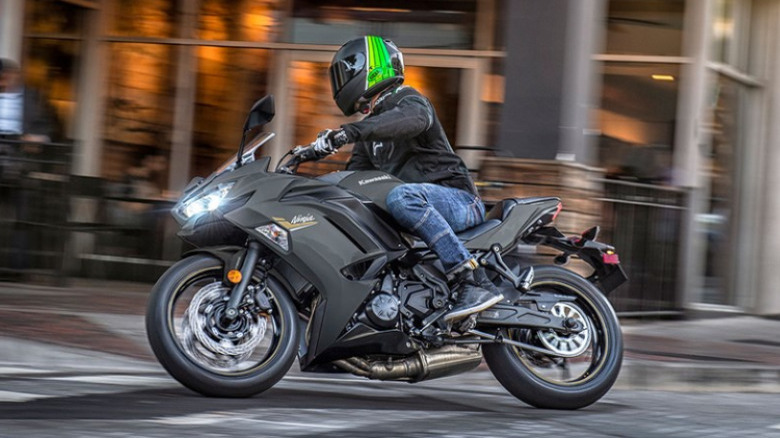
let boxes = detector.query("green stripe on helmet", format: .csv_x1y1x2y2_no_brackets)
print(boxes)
365,35,396,89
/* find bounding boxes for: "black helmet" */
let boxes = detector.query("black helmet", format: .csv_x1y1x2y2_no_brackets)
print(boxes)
329,36,404,116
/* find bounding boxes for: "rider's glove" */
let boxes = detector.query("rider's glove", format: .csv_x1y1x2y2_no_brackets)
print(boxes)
313,129,349,156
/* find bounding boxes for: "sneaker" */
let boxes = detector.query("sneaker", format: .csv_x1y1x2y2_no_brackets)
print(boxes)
472,266,501,295
443,269,504,322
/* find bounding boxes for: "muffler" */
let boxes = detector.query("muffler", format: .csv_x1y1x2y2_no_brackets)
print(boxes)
334,344,482,382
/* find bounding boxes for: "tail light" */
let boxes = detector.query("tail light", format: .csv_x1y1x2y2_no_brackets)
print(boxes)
552,202,563,221
602,250,620,265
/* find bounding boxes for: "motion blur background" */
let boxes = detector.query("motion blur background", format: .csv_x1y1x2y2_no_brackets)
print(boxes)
1,0,779,317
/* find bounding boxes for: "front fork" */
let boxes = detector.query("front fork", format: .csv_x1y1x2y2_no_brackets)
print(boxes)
224,240,266,321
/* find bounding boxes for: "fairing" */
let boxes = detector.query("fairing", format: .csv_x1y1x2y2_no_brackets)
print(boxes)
175,163,587,368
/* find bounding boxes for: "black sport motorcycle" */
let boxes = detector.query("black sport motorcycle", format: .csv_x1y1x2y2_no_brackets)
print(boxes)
146,95,628,410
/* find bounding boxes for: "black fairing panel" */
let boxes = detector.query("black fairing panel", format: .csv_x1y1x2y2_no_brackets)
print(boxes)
313,324,417,364
213,170,409,367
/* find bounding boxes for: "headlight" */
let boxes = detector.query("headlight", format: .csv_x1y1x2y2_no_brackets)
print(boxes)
180,183,235,219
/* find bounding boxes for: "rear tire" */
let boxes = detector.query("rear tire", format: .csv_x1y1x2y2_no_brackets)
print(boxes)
146,254,298,397
483,265,622,409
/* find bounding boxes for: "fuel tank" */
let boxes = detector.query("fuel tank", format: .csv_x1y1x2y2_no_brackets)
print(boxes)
316,170,404,211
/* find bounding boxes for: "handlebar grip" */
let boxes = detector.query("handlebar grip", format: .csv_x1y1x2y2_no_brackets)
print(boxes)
293,145,322,162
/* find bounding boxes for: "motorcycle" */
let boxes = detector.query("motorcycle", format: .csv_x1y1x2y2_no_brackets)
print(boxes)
145,95,628,410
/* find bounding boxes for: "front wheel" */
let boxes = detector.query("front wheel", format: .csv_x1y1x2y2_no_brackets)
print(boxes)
146,254,298,397
483,265,623,409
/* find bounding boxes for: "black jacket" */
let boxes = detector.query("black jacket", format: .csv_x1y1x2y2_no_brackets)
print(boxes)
342,86,478,196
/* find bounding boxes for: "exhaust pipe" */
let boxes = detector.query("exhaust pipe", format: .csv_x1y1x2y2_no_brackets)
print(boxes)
334,344,482,382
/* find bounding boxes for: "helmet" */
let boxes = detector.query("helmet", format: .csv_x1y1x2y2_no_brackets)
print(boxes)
329,36,404,116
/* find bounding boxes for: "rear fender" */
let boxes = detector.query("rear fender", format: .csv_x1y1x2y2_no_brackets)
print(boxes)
525,226,628,294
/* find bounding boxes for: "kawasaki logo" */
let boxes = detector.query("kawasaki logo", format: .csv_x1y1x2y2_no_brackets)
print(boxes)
358,175,392,186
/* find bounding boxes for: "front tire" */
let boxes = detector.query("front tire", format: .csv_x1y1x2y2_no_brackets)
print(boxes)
146,254,298,397
483,265,623,409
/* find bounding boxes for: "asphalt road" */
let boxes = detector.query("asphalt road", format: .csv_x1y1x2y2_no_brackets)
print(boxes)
1,362,779,438
1,282,780,438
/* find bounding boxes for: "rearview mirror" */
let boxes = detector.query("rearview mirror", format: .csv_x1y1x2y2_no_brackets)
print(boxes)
237,95,275,166
244,95,275,132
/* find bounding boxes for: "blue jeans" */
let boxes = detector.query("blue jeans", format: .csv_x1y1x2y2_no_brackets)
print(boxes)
386,183,485,271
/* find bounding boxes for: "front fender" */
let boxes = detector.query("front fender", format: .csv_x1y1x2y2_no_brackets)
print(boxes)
183,246,248,285
183,245,312,303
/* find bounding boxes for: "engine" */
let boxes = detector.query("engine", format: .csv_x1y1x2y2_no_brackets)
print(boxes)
352,265,450,332
336,265,482,383
365,292,400,329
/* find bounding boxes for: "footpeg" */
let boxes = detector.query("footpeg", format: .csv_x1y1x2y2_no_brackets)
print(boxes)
518,267,534,291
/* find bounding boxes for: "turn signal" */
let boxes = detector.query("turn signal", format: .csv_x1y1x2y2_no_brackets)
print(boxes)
227,269,243,284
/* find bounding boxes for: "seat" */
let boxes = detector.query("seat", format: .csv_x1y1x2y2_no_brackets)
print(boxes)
404,218,502,250
485,197,559,222
456,218,501,240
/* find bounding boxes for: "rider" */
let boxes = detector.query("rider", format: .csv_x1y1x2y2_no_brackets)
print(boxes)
308,36,503,322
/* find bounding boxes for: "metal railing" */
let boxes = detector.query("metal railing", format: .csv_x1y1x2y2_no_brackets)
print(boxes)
0,139,176,283
596,178,690,316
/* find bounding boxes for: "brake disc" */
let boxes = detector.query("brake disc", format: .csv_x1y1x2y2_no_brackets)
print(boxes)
181,281,268,369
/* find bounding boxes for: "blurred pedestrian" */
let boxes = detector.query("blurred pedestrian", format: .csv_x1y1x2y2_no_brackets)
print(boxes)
0,58,58,144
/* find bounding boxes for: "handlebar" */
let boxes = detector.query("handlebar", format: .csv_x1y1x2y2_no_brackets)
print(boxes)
293,144,321,162
276,143,322,174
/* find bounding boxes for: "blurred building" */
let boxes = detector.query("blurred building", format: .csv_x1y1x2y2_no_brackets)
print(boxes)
1,0,779,315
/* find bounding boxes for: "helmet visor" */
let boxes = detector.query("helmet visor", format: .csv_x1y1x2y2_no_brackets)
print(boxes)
329,53,365,98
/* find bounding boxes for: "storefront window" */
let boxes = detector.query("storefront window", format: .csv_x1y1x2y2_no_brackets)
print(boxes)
110,0,177,38
25,0,83,35
711,0,735,64
699,74,745,305
198,0,282,42
191,47,271,178
22,1,85,140
711,0,756,73
102,43,175,187
598,62,679,183
22,39,80,140
605,0,686,56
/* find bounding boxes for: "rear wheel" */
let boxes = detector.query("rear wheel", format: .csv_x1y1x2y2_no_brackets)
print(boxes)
146,254,298,397
483,265,622,409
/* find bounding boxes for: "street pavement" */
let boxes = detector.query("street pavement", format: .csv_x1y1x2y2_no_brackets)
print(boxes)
1,279,780,437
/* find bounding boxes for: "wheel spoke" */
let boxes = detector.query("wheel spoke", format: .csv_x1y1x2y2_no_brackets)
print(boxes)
508,288,610,386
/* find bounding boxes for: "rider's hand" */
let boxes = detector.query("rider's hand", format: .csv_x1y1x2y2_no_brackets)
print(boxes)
313,129,349,156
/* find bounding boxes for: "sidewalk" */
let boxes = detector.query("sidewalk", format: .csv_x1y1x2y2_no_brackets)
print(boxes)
1,279,779,392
